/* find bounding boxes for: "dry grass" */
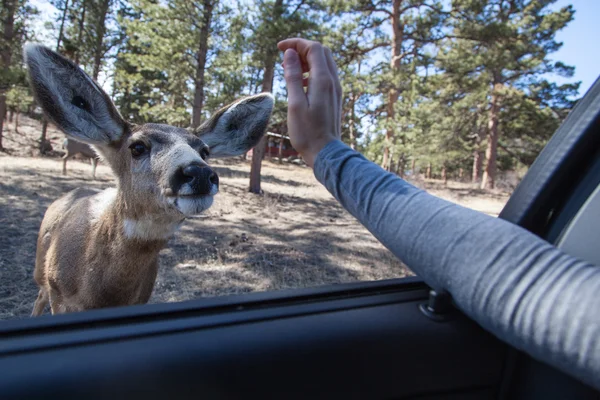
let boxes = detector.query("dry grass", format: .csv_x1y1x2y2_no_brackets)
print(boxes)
0,116,510,320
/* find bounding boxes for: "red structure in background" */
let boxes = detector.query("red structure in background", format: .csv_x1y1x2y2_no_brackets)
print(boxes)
248,132,300,159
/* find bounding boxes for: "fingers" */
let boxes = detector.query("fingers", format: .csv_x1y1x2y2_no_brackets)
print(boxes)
324,48,341,99
278,38,330,82
281,65,312,88
324,47,342,135
282,49,307,110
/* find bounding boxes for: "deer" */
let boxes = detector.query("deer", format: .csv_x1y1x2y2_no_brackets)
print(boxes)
62,138,99,179
24,44,273,316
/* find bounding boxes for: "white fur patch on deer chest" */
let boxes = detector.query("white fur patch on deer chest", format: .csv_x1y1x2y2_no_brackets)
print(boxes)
123,218,181,241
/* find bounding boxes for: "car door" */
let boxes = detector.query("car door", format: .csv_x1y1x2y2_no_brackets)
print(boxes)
0,78,598,399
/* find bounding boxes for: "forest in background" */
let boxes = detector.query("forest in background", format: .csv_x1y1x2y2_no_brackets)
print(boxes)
0,0,581,191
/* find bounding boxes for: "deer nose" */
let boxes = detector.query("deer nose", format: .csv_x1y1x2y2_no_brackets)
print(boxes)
182,165,219,195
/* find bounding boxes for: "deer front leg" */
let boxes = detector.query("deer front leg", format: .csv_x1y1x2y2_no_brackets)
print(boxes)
49,289,69,314
31,289,49,317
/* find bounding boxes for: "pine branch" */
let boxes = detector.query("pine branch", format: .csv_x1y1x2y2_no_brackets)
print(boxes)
289,0,306,17
498,142,528,165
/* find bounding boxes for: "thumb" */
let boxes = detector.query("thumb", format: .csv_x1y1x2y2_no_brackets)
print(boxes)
283,49,307,109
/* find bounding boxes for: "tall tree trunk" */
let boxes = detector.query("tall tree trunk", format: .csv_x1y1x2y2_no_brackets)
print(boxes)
472,121,485,183
472,149,483,183
411,158,416,173
248,51,276,194
426,162,432,179
441,164,447,185
40,13,68,154
56,0,70,51
398,155,405,178
40,119,50,151
191,0,214,128
278,137,283,163
92,0,110,81
481,82,502,190
39,121,52,154
348,91,357,150
249,0,283,194
74,1,86,65
381,0,402,171
0,0,17,150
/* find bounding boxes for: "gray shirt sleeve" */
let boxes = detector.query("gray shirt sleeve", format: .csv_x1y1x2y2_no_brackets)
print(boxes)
313,139,600,390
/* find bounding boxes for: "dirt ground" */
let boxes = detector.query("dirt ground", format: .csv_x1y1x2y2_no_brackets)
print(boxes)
0,116,510,320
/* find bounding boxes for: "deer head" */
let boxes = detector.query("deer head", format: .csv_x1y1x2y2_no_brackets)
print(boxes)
25,44,273,219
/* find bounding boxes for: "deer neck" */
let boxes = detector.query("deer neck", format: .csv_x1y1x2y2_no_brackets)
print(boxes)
92,187,183,247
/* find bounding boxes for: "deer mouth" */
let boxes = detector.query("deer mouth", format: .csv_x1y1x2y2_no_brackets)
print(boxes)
163,187,219,198
167,193,215,216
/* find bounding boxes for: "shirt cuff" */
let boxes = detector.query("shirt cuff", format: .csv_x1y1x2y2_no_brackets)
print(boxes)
313,140,351,185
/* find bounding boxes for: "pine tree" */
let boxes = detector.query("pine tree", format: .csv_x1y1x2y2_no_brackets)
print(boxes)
327,0,448,172
446,0,576,189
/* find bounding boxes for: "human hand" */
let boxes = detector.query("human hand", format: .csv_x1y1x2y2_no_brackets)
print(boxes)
277,38,342,167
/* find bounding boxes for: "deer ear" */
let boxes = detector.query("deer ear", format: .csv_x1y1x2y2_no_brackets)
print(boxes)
24,44,126,146
195,93,274,158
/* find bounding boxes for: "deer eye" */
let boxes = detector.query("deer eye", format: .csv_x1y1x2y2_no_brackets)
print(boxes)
71,95,91,112
129,142,148,158
199,147,210,160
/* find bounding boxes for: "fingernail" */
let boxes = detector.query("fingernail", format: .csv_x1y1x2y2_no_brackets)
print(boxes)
284,49,299,65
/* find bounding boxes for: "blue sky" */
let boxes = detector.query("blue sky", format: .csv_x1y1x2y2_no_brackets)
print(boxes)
550,0,600,95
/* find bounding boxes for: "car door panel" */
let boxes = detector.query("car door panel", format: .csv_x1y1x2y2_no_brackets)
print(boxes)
0,282,506,400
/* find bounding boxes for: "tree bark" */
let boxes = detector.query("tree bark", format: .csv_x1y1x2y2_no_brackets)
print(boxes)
0,0,17,150
472,148,483,183
39,28,65,155
249,0,283,194
191,0,214,128
426,162,431,179
381,0,402,171
74,1,86,65
481,81,502,190
472,117,486,182
56,0,70,51
91,0,110,81
39,120,50,154
411,158,416,173
398,155,405,178
348,91,357,150
441,164,447,185
248,52,275,193
278,137,283,163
